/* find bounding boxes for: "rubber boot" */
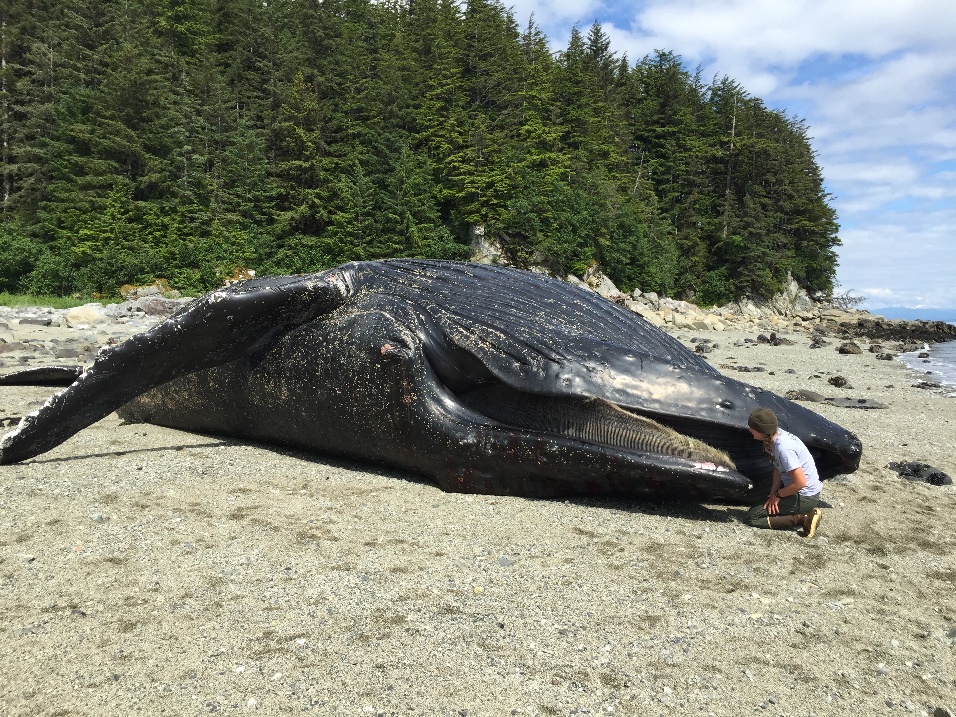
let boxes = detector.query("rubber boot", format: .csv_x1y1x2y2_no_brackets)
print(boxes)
766,514,804,530
767,509,822,537
801,508,823,538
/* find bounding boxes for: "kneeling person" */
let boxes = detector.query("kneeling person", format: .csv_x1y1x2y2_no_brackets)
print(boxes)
745,408,823,537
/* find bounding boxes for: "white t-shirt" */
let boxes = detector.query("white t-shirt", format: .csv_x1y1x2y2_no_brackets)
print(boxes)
772,429,822,497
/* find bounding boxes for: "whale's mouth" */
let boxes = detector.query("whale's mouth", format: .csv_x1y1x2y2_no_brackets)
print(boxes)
456,383,737,471
446,378,860,491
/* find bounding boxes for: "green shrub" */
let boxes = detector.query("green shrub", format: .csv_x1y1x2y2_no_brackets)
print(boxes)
23,252,78,296
696,268,735,307
0,224,42,292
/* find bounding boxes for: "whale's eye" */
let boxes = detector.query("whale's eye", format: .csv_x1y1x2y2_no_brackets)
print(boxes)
718,400,734,410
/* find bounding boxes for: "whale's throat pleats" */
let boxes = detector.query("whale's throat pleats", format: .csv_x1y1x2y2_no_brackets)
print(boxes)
459,384,735,469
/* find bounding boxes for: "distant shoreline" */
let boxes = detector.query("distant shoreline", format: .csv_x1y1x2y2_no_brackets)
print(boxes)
868,306,956,323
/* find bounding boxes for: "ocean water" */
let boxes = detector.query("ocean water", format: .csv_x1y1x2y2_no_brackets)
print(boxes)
898,337,956,397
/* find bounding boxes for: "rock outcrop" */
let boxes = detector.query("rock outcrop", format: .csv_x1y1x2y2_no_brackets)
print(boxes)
836,317,956,344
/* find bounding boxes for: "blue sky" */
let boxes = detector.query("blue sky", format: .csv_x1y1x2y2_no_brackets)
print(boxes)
503,0,956,310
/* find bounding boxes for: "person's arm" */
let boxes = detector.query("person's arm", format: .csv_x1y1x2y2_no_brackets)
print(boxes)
776,467,807,497
764,468,783,514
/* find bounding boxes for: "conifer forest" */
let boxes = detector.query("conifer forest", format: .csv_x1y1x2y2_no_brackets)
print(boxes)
0,0,841,304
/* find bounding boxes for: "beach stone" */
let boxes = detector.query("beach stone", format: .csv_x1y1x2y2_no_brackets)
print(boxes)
828,376,849,388
785,389,827,403
672,313,695,329
838,342,862,355
18,317,52,327
825,397,888,410
65,305,109,328
876,353,895,361
53,347,82,359
135,296,188,317
102,301,144,319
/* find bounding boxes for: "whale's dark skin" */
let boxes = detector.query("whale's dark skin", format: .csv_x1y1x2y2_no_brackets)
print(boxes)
0,260,862,502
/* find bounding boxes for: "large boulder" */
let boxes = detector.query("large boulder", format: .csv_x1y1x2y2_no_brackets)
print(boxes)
119,278,181,300
768,274,815,316
64,304,109,328
730,297,768,319
583,264,625,301
469,224,511,266
135,296,189,317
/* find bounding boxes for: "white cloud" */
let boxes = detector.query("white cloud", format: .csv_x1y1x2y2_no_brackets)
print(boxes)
862,288,897,299
505,0,603,30
624,1,956,71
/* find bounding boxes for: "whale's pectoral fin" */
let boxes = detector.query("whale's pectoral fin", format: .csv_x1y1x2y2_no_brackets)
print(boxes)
0,270,353,464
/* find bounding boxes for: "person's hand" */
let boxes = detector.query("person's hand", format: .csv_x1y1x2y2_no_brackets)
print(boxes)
764,494,780,515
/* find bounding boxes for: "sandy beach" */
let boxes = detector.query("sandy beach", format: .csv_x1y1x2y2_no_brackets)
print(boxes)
1,320,954,716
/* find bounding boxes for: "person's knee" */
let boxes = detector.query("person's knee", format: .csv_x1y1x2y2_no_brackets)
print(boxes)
745,505,769,528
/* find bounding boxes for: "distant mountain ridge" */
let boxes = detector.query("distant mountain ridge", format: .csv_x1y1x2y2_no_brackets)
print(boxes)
869,306,956,323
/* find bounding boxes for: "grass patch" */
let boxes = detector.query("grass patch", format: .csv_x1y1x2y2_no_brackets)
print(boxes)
0,292,106,309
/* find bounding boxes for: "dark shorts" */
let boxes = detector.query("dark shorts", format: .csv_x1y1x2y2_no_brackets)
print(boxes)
745,492,821,528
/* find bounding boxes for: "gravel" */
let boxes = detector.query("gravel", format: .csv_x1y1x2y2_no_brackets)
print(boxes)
1,316,954,716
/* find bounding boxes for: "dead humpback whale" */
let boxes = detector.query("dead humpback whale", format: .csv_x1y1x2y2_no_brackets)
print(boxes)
0,260,861,502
